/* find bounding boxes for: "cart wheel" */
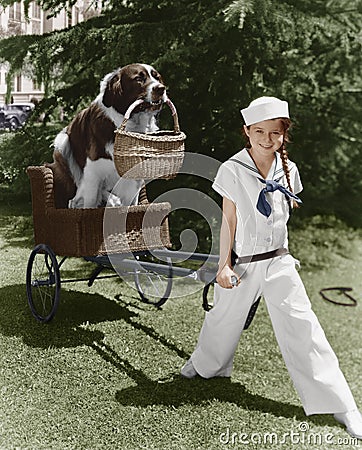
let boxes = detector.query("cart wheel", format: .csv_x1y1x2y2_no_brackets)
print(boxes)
26,244,61,323
134,256,173,307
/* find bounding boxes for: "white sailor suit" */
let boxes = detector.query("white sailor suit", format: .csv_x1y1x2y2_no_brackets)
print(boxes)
190,148,357,416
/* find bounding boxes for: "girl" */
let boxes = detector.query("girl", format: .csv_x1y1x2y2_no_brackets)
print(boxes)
181,97,362,439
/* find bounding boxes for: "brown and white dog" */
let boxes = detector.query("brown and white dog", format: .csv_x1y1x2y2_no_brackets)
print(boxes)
46,63,167,209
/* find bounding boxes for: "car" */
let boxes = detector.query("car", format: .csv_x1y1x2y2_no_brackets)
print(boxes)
3,102,35,130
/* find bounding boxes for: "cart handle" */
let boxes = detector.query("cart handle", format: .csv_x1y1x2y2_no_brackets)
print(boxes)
118,97,180,133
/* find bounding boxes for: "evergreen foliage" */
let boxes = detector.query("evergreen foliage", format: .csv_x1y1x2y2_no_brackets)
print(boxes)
0,0,361,224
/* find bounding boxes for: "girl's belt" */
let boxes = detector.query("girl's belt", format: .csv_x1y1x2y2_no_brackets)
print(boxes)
234,247,289,265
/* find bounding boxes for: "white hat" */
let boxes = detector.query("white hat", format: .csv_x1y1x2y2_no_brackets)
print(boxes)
240,96,289,126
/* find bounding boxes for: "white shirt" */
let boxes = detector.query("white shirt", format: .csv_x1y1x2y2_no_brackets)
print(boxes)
212,148,303,257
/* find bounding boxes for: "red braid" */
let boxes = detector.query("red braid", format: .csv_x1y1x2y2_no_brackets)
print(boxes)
276,119,299,209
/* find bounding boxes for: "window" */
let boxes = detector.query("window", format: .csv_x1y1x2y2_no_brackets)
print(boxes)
9,5,15,20
33,79,41,91
32,2,41,19
9,2,22,21
32,20,41,34
16,74,22,92
73,6,80,24
15,2,21,21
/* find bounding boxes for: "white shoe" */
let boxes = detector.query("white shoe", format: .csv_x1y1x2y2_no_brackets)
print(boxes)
181,359,197,379
334,410,362,439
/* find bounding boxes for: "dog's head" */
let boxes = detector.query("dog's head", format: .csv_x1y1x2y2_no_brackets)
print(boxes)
101,63,167,115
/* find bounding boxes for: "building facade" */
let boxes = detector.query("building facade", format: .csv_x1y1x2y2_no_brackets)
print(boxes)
0,1,95,104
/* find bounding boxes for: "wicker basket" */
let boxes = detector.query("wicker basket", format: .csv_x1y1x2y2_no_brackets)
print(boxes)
114,98,186,180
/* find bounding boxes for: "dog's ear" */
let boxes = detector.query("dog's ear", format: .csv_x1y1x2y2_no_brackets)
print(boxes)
102,71,123,108
155,71,165,86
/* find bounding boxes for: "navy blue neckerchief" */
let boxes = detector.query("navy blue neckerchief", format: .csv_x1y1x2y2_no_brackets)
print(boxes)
256,177,302,217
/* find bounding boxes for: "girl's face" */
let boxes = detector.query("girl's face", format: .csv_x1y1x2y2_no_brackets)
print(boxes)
244,119,285,156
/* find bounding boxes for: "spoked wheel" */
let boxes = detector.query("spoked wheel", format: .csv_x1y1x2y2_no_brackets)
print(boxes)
134,256,173,307
26,244,61,322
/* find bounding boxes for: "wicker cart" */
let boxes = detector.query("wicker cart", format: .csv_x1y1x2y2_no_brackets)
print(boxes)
26,165,177,322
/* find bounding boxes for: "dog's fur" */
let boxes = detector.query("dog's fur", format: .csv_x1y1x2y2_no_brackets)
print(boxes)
46,63,167,208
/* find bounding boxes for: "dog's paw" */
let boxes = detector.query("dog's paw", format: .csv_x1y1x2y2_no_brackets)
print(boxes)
68,196,84,209
105,192,122,207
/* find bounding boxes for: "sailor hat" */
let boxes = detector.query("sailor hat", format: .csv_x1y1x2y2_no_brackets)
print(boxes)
241,96,289,126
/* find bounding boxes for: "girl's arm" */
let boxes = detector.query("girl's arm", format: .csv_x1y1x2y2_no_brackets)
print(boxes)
216,196,239,289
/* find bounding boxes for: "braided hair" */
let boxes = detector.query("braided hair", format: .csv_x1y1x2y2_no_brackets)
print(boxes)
243,118,299,209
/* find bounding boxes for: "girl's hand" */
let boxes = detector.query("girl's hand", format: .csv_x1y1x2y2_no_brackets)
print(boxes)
216,265,240,289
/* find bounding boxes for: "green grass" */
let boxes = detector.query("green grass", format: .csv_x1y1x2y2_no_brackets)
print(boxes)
0,191,361,449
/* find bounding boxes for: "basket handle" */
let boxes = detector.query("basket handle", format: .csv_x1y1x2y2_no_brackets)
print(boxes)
118,97,180,133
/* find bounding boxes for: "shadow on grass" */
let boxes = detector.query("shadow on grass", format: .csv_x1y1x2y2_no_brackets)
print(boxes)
0,284,334,427
109,358,335,428
110,346,335,427
0,283,189,358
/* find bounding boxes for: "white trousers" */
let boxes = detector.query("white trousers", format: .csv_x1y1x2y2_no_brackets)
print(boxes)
191,254,357,415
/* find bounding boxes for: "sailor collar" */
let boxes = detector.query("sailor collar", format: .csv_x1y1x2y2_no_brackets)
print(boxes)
228,148,285,181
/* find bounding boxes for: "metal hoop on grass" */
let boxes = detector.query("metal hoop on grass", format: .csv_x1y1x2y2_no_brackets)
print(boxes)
319,287,357,307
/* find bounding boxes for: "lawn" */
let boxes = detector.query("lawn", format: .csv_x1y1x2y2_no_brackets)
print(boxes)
0,189,361,450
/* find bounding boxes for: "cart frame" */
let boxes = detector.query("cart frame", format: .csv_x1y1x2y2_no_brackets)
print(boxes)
25,166,221,322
